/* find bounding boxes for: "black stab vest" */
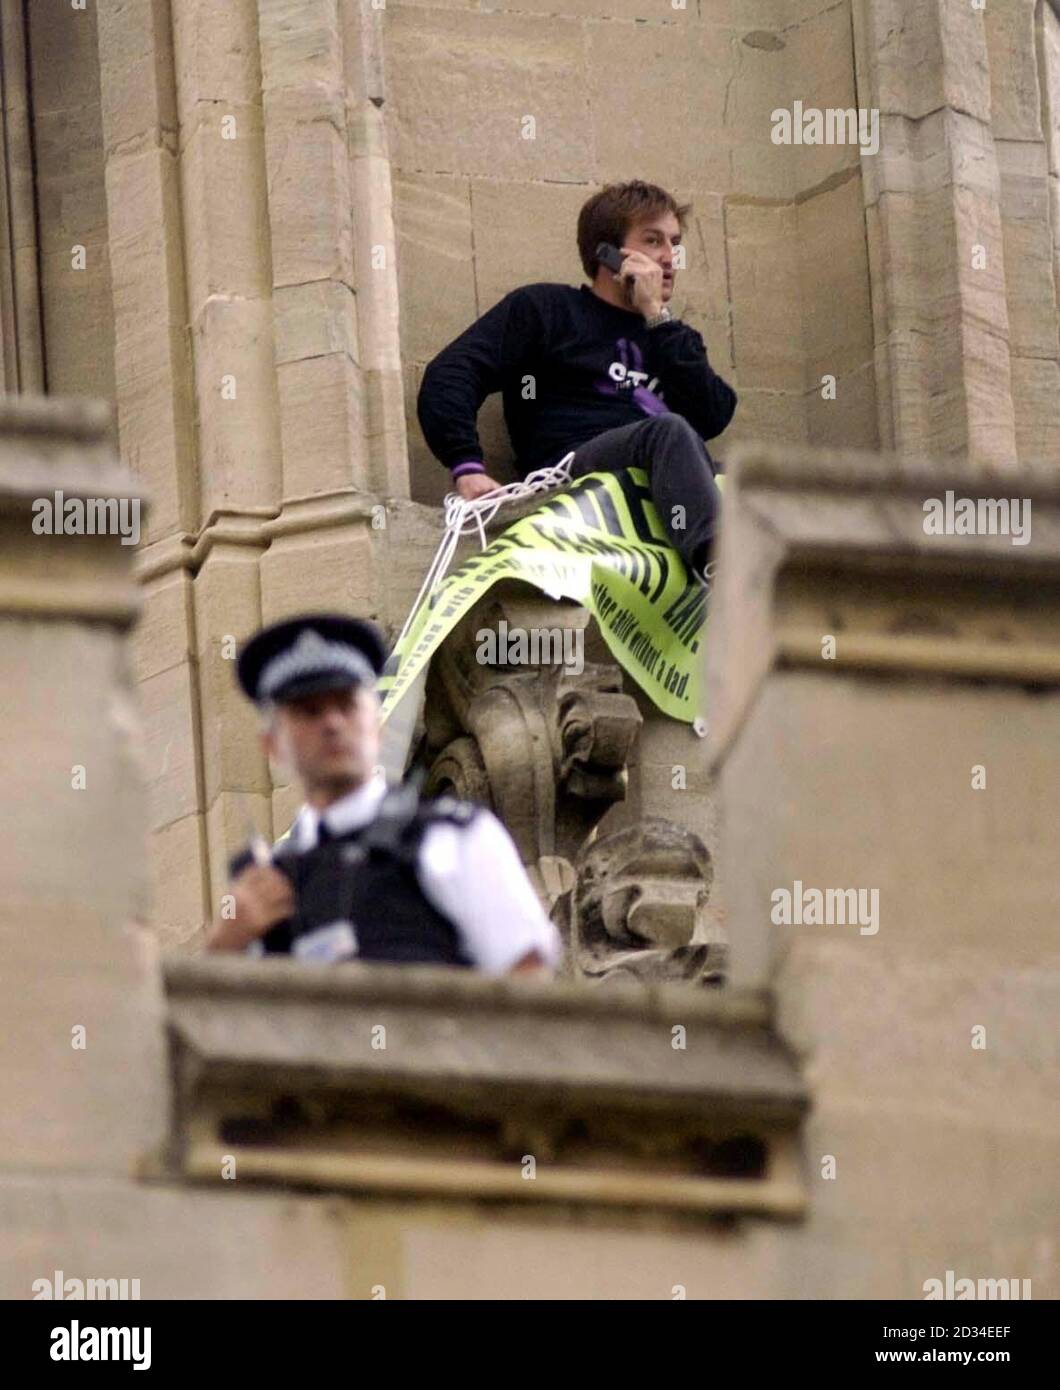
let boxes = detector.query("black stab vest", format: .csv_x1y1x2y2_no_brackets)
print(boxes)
231,786,479,968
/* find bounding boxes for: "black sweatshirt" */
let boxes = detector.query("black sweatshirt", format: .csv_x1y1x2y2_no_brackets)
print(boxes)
416,281,737,475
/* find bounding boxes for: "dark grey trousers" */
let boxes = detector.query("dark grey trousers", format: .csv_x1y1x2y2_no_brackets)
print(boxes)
564,414,722,572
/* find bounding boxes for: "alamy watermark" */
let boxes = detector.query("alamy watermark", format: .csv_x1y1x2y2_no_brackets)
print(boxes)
770,880,879,935
50,1322,151,1371
33,1269,141,1300
31,490,141,547
771,101,879,156
922,491,1031,546
923,1270,1031,1300
476,620,584,675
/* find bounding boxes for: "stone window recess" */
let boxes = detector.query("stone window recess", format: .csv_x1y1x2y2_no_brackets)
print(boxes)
161,957,809,1218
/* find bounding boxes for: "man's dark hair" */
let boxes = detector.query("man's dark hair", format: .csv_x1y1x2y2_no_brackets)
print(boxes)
576,181,692,280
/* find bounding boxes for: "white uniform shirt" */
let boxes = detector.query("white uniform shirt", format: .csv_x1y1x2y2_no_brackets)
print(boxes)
250,775,561,974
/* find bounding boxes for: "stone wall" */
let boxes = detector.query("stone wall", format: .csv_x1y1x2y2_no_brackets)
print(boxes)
706,441,1060,1298
0,0,1057,1301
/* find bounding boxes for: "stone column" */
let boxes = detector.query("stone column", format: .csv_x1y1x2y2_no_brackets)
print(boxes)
344,0,411,498
854,0,1020,469
0,397,164,1174
708,443,1060,1286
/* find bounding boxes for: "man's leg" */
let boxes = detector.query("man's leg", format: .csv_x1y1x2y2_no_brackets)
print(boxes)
567,415,721,574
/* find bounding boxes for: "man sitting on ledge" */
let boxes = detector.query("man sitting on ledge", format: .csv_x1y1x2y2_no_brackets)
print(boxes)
205,613,560,974
417,179,736,583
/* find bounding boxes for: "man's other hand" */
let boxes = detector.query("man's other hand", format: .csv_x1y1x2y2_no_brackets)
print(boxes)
455,472,504,502
205,863,295,951
508,948,552,978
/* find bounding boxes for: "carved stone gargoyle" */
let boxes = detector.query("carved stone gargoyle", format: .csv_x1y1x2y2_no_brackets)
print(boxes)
558,816,726,987
418,582,643,912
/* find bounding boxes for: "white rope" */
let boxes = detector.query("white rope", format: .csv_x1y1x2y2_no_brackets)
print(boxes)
393,453,575,651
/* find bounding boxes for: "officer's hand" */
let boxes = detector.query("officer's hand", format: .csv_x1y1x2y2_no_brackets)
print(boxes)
206,865,295,951
455,472,503,501
232,864,295,937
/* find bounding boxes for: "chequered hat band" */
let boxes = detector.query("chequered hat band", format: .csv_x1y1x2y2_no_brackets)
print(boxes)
258,629,375,700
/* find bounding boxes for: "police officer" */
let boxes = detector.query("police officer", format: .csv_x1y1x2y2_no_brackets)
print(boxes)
205,613,561,973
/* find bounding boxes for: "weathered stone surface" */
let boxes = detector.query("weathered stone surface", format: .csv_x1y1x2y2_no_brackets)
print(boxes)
178,111,274,309
273,279,360,368
259,510,376,617
171,0,263,123
26,0,103,117
1043,2,1060,174
470,178,589,322
385,9,590,182
139,660,203,833
194,546,272,808
262,96,355,291
149,811,209,949
984,0,1042,143
97,0,179,153
588,18,732,193
1011,356,1060,468
0,403,165,1175
997,140,1060,358
131,568,195,685
192,295,284,517
0,1176,348,1300
796,172,875,402
804,359,879,449
859,0,990,123
726,200,804,392
783,0,862,194
27,16,115,405
349,117,408,495
858,102,1019,469
103,143,197,542
723,386,809,449
669,189,731,336
275,353,365,497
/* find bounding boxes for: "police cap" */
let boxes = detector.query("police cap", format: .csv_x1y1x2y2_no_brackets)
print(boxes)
236,613,387,705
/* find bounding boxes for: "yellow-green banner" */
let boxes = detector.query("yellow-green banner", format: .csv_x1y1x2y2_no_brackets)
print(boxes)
379,467,713,724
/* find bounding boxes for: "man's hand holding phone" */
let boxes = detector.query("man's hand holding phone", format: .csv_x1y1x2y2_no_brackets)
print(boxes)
596,241,665,319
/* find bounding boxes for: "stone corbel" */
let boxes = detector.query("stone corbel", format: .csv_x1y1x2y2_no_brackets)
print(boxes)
562,817,725,987
421,584,642,909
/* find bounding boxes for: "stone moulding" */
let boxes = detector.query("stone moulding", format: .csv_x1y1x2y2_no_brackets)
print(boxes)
162,956,809,1218
0,397,144,627
708,445,1060,768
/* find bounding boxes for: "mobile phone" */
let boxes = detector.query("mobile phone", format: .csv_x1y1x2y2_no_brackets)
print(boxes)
595,241,626,273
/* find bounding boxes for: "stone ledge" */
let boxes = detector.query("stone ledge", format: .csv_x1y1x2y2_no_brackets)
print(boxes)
741,448,1060,496
164,957,808,1215
708,446,1060,764
0,394,112,440
0,399,145,627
